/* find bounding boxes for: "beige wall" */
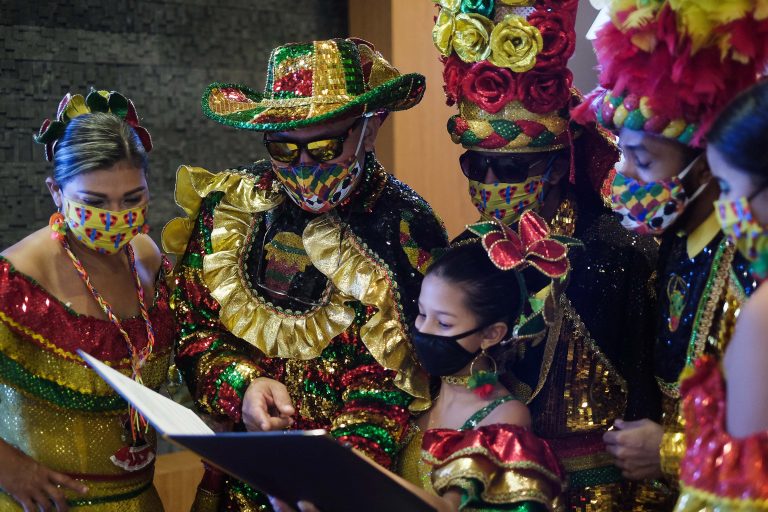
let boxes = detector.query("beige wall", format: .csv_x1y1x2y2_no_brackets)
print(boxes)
350,0,600,238
350,0,475,238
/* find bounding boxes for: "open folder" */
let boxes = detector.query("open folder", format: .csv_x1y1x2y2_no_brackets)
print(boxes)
78,350,437,512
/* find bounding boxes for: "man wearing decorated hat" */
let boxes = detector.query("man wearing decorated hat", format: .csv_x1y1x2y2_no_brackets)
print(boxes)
162,38,448,510
573,1,768,506
428,0,662,509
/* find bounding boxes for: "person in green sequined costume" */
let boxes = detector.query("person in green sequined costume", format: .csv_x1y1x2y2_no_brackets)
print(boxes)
162,39,449,511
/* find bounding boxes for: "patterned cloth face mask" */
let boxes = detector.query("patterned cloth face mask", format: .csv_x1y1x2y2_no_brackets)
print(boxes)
274,117,369,214
62,198,147,254
468,175,545,226
610,155,708,236
715,195,768,262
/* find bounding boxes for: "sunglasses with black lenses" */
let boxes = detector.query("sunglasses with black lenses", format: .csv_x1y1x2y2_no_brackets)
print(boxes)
264,120,360,164
459,151,556,183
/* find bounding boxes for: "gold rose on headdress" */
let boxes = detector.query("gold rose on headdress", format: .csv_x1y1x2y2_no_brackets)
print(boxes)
489,15,543,72
453,13,495,62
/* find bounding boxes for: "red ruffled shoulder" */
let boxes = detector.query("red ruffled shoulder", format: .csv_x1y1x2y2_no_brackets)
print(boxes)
0,257,174,365
678,355,768,506
423,424,564,480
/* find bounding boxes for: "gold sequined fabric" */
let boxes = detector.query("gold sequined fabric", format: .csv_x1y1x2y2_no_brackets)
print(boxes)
0,258,173,510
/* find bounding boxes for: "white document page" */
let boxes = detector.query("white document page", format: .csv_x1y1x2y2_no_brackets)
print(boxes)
78,349,214,436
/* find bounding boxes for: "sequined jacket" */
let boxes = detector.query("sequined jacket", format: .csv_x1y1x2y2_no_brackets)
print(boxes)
0,256,174,510
162,155,448,510
455,188,661,511
654,214,754,486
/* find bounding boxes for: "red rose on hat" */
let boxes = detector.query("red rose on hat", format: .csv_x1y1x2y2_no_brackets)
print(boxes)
443,55,471,107
461,61,517,114
529,10,576,70
518,68,573,114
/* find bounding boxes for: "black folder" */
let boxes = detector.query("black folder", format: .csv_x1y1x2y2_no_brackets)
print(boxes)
79,350,436,512
169,431,436,512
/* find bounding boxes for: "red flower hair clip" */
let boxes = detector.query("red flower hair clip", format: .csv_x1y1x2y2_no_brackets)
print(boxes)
467,210,579,278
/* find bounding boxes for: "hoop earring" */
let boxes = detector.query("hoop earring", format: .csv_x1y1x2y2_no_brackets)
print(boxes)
468,348,499,399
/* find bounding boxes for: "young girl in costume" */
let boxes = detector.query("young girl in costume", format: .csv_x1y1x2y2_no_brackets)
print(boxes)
398,213,567,511
0,90,172,511
673,80,768,510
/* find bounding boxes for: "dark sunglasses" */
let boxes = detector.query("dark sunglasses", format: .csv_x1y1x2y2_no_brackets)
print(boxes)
264,120,360,164
459,151,557,182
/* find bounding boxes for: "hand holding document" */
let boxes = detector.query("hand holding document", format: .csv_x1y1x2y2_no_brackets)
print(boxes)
78,350,442,512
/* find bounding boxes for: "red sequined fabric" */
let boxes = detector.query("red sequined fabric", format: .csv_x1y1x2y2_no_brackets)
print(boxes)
0,257,174,364
678,355,768,504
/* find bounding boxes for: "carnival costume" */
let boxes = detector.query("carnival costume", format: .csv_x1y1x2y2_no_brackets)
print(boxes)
427,1,660,509
672,182,768,509
399,212,575,511
0,91,172,510
574,1,768,501
161,39,449,511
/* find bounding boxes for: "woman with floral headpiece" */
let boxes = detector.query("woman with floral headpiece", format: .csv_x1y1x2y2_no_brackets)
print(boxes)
394,213,573,511
273,216,569,512
574,2,768,505
672,78,768,511
0,90,172,511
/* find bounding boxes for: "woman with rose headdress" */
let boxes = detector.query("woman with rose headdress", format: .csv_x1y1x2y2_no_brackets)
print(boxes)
0,90,172,511
426,0,661,509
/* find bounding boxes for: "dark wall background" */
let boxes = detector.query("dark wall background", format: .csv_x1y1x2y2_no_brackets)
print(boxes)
0,0,348,249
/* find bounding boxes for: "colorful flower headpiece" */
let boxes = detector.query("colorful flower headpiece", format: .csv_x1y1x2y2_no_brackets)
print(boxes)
467,210,580,339
433,0,578,153
573,1,768,147
467,210,577,277
34,89,153,161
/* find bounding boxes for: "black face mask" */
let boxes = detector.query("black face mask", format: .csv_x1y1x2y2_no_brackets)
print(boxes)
410,323,486,376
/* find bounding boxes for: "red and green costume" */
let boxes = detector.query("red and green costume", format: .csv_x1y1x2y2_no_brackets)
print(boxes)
163,156,448,511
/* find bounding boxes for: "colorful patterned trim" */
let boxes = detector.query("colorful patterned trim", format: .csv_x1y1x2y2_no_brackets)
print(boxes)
595,89,697,144
448,99,570,153
0,349,126,412
201,73,425,132
400,211,435,275
676,484,768,511
0,315,169,397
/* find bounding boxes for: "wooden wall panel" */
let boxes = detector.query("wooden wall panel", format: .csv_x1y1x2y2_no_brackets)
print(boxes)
154,450,205,512
350,0,478,238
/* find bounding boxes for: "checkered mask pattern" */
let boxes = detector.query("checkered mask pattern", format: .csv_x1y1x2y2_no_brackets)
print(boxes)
275,157,362,214
468,174,545,226
609,171,687,236
715,196,768,262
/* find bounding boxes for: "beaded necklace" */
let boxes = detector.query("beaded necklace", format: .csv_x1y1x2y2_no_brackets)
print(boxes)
60,236,155,442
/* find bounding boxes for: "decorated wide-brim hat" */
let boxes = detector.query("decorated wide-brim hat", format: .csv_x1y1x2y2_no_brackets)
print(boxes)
433,0,579,153
202,38,425,132
573,1,768,147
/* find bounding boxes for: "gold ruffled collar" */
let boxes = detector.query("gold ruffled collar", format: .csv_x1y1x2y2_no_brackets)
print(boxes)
164,165,430,410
